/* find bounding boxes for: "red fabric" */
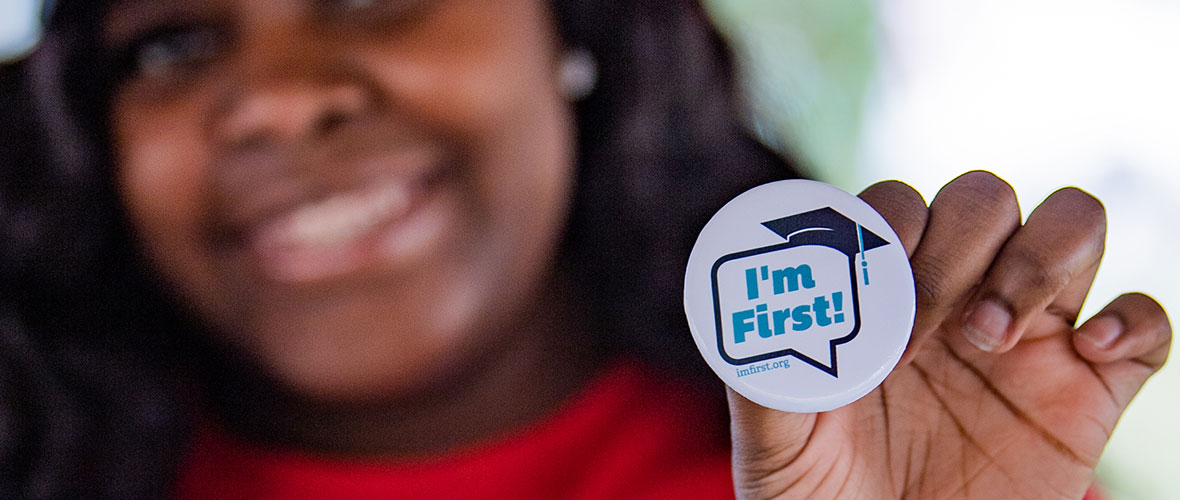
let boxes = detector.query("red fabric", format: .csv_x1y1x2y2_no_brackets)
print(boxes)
172,360,1110,500
172,361,734,500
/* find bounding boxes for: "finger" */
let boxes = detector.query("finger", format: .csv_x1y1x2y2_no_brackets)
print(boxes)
959,187,1107,353
858,180,929,257
726,387,817,489
1074,293,1172,368
1073,293,1172,406
903,171,1021,364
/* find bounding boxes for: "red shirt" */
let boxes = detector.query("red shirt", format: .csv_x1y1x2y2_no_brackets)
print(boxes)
173,361,1108,500
173,361,734,499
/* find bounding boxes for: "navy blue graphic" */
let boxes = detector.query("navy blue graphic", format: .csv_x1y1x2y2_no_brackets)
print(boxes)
711,207,890,377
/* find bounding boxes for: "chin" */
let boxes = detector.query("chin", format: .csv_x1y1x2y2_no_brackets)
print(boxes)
254,343,432,404
231,307,471,404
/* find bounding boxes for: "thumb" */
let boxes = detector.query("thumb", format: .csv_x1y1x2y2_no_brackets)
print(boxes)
727,387,818,493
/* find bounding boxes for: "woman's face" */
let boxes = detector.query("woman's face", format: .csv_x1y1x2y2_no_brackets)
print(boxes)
102,0,576,401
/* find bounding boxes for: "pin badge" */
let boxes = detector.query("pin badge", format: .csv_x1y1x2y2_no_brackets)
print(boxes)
684,180,915,413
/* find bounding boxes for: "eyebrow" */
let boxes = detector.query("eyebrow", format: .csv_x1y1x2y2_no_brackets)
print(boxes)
100,0,205,47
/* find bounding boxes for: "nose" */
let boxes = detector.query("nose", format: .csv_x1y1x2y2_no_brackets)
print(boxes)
209,38,371,152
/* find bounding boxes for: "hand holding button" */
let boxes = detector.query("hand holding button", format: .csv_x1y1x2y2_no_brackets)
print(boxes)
719,171,1171,500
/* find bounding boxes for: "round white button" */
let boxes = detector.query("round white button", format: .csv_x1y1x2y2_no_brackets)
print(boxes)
684,180,915,413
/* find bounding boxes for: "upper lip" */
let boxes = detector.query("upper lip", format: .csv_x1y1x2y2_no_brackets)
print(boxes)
208,143,440,251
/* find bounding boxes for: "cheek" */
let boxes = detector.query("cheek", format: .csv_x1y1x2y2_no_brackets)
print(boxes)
112,100,224,317
360,8,575,267
362,0,576,239
425,50,575,322
474,92,576,275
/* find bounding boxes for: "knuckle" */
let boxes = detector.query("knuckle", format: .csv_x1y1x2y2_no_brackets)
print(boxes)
934,171,1020,223
1006,246,1073,296
861,180,929,246
911,254,956,309
1049,187,1107,234
1111,292,1172,369
864,180,927,208
1025,188,1107,266
1123,292,1173,337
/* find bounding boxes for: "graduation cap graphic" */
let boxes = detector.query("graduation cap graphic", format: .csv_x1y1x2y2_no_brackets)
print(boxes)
709,207,891,377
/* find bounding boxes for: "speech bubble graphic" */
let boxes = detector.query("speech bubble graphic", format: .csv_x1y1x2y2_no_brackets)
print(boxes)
685,180,915,413
711,207,890,376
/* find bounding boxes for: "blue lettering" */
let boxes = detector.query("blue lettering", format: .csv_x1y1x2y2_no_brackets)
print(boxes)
755,304,772,339
772,308,791,335
745,268,759,300
772,265,817,294
791,305,813,331
813,295,832,327
733,309,755,343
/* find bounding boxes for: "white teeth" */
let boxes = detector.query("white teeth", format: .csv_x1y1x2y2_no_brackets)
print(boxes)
262,182,410,249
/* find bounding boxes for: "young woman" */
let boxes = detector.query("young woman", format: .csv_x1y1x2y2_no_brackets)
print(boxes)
0,0,1170,498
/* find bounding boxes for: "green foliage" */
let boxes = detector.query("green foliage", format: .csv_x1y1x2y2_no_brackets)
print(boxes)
705,0,876,189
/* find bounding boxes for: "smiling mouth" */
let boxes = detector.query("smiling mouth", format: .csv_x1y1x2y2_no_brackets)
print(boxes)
259,181,410,249
243,177,436,283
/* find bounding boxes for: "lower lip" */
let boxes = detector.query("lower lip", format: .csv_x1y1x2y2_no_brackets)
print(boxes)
243,182,451,284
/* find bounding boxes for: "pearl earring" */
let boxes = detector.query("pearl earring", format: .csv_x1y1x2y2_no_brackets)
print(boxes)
559,49,597,101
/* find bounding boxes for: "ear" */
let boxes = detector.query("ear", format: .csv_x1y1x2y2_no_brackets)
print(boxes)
558,48,596,101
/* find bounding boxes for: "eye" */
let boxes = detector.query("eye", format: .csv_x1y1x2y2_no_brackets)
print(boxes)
115,26,224,81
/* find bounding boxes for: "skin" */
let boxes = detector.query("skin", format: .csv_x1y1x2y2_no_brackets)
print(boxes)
103,0,1173,494
104,0,602,454
731,173,1172,499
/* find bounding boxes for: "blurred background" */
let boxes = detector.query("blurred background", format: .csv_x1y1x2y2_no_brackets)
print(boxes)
3,0,1177,498
704,2,1180,497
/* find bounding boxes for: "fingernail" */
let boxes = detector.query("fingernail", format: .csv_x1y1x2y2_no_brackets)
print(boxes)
1078,315,1123,349
963,300,1011,352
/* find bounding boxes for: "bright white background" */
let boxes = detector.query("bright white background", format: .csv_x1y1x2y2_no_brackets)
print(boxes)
716,0,1180,497
0,0,39,60
861,2,1180,497
4,0,1178,498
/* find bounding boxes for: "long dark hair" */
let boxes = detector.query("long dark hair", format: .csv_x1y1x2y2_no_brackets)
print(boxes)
0,0,801,497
